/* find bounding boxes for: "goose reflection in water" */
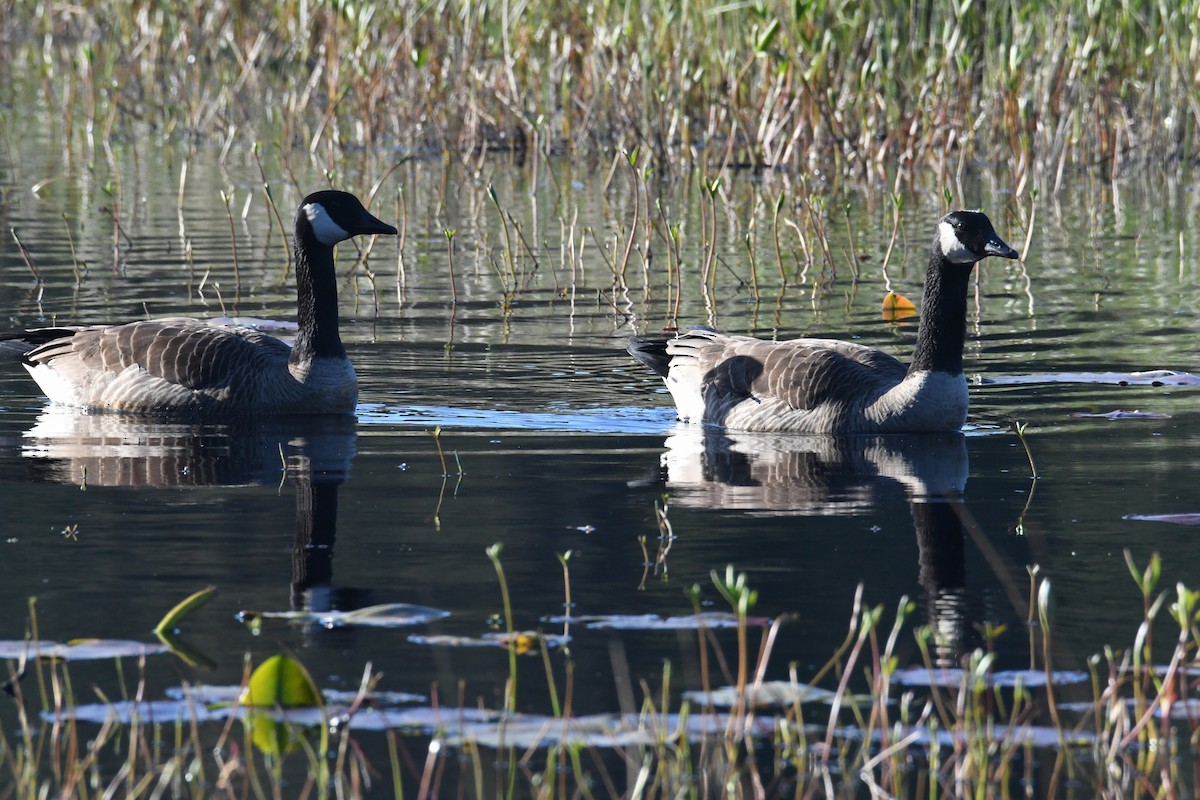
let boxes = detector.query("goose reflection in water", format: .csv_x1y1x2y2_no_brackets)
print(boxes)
20,409,361,613
657,428,998,666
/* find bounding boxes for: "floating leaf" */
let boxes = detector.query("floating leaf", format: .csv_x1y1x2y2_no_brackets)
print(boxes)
0,640,59,659
163,684,426,707
881,291,917,322
243,655,321,709
574,612,767,631
0,639,169,661
154,585,217,636
165,685,244,704
442,712,670,749
1071,410,1170,420
1124,513,1200,526
408,632,569,651
890,667,1088,688
1062,697,1200,720
243,603,450,630
322,688,426,705
832,721,1093,749
318,603,451,629
50,697,1097,753
684,681,838,707
56,699,231,725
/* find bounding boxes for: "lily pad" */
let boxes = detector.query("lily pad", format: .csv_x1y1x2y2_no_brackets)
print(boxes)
164,685,245,704
890,667,1089,688
683,680,838,707
51,697,1096,752
442,713,668,749
0,639,170,661
832,721,1094,749
243,655,321,709
243,603,451,630
407,632,570,652
51,699,232,725
163,684,426,707
569,612,767,630
1061,697,1200,720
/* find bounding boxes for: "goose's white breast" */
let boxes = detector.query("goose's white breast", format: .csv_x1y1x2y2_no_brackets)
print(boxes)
868,370,968,431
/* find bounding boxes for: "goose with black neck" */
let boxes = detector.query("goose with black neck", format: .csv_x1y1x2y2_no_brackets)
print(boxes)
628,210,1019,433
0,190,397,414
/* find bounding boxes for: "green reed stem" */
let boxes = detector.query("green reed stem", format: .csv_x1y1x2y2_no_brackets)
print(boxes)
486,544,518,713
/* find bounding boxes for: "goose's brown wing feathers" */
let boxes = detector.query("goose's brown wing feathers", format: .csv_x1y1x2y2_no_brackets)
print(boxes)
672,332,907,414
25,318,290,391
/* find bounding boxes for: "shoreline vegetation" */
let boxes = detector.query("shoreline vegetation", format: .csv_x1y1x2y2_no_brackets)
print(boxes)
3,552,1200,797
2,0,1197,193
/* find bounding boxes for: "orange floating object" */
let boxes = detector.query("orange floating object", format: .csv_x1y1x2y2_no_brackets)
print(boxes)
881,291,917,322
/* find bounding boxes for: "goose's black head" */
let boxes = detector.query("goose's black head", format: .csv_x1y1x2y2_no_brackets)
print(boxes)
935,210,1019,265
297,190,398,247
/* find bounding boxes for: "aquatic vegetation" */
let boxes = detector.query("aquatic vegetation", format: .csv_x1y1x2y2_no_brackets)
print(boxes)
154,585,218,637
238,602,452,630
542,611,765,631
407,631,570,651
2,548,1200,796
0,638,170,661
3,0,1197,191
243,653,321,709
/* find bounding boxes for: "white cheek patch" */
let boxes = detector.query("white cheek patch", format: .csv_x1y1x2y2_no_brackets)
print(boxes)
303,202,350,245
938,221,976,264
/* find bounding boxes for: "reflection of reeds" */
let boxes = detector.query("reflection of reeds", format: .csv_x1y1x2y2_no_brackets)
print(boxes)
9,229,41,283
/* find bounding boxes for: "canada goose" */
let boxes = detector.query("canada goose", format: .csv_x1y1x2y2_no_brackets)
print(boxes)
0,190,397,414
628,210,1019,433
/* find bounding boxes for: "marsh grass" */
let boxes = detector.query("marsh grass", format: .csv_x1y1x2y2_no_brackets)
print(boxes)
4,546,1200,797
4,0,1198,194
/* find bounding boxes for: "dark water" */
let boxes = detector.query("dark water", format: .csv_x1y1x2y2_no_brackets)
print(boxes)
3,124,1200,790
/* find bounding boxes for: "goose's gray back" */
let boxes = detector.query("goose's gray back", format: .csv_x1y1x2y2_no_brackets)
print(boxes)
22,318,356,413
662,329,966,433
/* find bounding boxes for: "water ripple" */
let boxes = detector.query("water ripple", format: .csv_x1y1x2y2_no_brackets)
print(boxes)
357,402,676,434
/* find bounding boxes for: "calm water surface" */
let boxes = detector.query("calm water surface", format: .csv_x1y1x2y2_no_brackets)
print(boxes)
3,123,1200,789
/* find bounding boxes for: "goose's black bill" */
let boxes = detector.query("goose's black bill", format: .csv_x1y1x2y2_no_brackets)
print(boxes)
356,210,398,237
984,236,1019,260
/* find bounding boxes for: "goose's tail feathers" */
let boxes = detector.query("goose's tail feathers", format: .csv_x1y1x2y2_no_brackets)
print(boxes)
0,328,77,363
627,336,672,378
